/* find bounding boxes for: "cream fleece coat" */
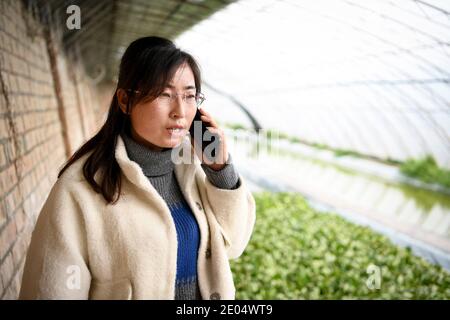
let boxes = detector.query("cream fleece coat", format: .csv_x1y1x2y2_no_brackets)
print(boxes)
19,135,256,300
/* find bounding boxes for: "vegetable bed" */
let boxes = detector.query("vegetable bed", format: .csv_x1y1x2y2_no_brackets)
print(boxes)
230,192,450,299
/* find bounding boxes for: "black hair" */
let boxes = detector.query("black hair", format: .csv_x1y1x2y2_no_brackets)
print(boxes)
58,36,202,204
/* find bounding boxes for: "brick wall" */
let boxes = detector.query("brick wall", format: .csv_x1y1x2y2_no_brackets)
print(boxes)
0,0,102,299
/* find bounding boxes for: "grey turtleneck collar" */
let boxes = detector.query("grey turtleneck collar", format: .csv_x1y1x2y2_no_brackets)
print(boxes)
120,130,240,190
121,132,175,177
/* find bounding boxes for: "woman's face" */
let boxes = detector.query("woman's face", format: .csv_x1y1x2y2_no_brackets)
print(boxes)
118,63,198,151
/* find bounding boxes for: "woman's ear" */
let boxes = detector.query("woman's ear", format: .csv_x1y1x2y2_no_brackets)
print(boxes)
116,89,129,114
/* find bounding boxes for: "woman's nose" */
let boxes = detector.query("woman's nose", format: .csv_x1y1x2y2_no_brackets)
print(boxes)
171,97,186,117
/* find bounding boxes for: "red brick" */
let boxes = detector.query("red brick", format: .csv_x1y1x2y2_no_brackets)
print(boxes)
11,233,28,273
0,266,4,295
0,252,14,294
0,204,6,229
7,140,17,161
0,219,16,260
0,144,6,167
3,164,17,192
11,271,21,299
0,118,8,139
15,115,25,134
9,163,18,186
4,189,17,219
2,280,18,300
14,207,26,235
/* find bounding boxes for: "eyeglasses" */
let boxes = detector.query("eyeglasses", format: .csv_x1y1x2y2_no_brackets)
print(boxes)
127,89,205,107
158,92,205,107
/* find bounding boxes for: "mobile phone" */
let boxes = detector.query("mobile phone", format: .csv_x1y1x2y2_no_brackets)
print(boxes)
189,108,216,158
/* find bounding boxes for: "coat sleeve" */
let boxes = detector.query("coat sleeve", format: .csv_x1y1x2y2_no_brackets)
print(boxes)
203,173,256,260
19,177,91,299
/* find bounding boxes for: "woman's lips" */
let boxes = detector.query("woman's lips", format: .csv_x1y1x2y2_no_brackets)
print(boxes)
166,128,186,137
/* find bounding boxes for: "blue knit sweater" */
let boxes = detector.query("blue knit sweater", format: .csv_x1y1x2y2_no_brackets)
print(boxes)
121,133,240,299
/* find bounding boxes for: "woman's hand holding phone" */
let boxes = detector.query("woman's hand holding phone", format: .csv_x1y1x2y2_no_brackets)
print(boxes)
189,107,229,171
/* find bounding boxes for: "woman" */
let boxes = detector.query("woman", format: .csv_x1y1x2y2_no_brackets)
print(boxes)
19,36,256,300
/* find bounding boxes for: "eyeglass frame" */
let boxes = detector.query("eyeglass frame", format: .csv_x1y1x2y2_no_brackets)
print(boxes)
126,89,206,107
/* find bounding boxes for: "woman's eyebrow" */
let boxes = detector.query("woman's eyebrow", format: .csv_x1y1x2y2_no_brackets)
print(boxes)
166,84,196,90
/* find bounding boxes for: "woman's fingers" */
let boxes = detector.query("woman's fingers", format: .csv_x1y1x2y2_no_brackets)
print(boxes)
205,126,222,136
198,108,218,127
200,114,218,128
200,114,210,123
192,107,229,167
